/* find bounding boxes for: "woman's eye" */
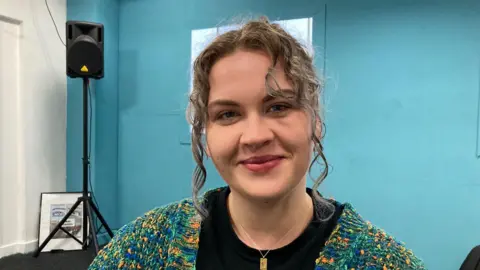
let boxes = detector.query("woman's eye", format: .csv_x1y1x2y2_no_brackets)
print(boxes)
217,111,238,120
268,104,290,113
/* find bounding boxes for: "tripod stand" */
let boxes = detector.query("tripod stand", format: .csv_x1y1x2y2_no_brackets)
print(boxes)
33,77,114,257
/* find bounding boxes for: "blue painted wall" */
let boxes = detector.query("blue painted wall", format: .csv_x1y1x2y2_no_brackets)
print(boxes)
320,1,480,269
67,0,480,268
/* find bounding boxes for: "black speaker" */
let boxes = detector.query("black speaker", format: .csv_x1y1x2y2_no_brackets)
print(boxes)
66,21,104,79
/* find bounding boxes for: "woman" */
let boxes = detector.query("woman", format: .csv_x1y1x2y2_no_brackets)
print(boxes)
89,17,425,270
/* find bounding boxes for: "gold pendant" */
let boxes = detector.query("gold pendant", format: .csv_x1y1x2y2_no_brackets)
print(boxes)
260,258,267,270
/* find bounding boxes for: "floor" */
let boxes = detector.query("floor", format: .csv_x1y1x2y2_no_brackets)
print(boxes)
0,248,98,270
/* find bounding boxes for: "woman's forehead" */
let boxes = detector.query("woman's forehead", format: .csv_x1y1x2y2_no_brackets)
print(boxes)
208,51,292,102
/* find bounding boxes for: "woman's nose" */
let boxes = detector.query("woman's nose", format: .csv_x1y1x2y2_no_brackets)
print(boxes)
239,115,274,151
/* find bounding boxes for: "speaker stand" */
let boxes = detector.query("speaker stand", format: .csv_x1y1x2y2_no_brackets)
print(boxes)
33,77,114,257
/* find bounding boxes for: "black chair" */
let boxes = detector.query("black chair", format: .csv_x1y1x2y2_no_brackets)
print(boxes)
461,245,480,270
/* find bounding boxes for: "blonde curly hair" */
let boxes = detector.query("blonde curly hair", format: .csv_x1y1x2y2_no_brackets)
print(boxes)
186,16,333,220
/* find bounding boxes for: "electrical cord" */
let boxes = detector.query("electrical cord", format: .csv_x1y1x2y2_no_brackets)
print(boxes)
45,0,66,46
88,83,103,234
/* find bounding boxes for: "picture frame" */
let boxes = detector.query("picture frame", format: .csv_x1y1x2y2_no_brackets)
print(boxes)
37,192,91,252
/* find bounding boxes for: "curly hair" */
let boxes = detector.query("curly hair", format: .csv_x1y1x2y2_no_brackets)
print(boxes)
186,16,334,221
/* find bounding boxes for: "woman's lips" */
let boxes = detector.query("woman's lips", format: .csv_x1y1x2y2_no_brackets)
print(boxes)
241,156,284,173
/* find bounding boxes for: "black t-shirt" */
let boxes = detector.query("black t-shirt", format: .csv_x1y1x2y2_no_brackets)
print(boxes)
196,187,344,270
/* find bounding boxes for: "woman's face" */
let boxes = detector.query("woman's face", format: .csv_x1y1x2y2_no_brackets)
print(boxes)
205,49,314,201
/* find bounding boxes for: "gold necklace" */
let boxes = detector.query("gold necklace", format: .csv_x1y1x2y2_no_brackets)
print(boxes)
237,223,297,270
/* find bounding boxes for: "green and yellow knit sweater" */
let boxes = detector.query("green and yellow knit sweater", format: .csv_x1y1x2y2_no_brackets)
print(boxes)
89,188,426,269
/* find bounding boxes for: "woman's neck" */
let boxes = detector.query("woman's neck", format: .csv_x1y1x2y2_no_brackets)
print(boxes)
227,183,313,250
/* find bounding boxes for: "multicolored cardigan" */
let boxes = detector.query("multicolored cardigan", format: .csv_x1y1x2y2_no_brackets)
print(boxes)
88,188,426,269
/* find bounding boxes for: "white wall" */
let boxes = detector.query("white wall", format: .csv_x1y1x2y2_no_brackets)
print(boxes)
0,0,66,258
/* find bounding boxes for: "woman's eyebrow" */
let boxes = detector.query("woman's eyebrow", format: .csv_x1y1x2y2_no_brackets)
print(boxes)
207,89,296,109
207,99,240,110
264,89,296,101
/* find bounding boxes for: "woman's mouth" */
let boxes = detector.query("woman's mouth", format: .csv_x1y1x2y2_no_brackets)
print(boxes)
240,155,284,173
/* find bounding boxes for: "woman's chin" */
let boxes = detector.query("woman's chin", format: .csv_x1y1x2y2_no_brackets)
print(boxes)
233,181,292,202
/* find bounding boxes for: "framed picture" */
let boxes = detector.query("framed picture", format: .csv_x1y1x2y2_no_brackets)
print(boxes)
38,192,91,252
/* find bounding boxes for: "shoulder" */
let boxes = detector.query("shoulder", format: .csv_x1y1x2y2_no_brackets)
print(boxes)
88,196,199,269
321,203,426,270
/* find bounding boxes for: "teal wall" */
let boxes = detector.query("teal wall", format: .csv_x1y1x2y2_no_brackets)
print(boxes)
320,2,480,270
67,0,480,268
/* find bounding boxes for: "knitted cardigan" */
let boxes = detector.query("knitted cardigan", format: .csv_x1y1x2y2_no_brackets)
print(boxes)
89,188,426,270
